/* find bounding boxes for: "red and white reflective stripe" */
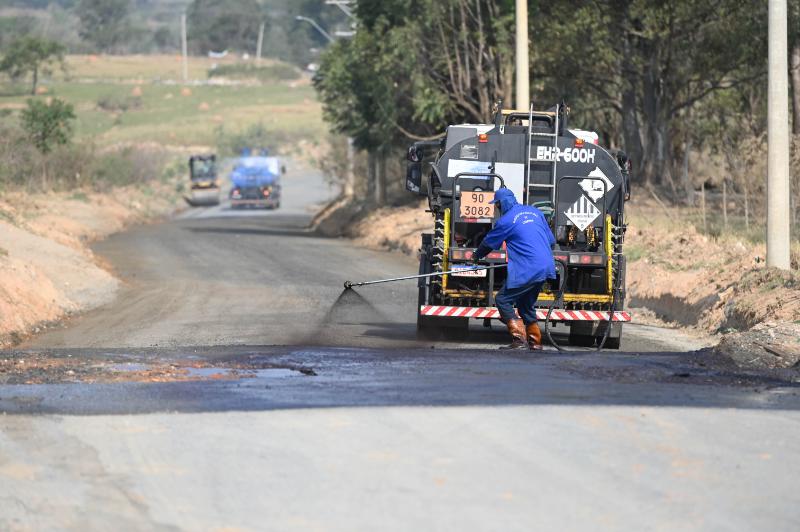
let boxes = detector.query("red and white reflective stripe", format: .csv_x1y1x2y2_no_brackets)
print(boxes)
419,306,631,322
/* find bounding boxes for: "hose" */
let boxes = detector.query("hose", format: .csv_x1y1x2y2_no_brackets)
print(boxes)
544,256,620,352
596,222,626,351
596,275,618,351
544,259,567,352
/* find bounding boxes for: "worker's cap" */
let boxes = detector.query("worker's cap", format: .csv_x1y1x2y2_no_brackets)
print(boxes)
489,187,517,204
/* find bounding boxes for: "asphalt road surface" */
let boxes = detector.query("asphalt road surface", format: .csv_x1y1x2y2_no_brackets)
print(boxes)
2,164,799,531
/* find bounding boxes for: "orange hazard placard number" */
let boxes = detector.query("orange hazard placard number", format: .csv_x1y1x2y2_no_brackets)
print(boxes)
460,191,495,219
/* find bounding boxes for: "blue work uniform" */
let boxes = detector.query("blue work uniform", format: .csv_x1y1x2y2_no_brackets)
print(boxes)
474,188,556,324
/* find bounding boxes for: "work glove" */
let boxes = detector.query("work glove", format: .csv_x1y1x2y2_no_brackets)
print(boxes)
471,243,491,266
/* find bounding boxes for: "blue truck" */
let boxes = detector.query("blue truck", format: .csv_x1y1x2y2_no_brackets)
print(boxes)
229,149,284,209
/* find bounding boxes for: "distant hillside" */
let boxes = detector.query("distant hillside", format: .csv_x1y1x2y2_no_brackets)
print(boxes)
0,0,348,66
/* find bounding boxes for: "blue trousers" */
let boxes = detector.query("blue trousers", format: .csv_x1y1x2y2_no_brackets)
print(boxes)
495,281,544,325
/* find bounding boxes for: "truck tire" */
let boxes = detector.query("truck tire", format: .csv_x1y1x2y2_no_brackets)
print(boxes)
416,251,436,338
415,242,469,340
599,336,621,349
442,318,469,340
569,333,596,347
598,324,622,349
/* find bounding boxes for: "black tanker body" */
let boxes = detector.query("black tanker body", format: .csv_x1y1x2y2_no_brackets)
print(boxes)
406,104,631,348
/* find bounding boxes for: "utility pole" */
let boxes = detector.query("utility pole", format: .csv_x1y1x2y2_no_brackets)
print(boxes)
181,14,188,82
515,0,529,110
767,0,792,269
256,23,265,64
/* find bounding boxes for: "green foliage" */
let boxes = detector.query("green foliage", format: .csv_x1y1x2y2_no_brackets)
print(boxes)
530,0,766,186
69,191,89,202
187,0,263,54
75,0,132,52
0,37,65,94
0,119,90,190
90,148,168,190
315,0,514,151
0,16,38,49
207,63,300,81
20,98,76,154
96,93,142,112
214,122,289,156
316,0,768,191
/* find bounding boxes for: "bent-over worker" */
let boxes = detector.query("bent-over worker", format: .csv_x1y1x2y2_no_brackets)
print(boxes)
472,188,556,350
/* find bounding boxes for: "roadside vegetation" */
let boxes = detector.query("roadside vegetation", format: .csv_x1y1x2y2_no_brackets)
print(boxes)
314,0,800,244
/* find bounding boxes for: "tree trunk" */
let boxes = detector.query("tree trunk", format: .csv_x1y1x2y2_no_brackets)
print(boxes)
617,1,644,178
682,132,693,204
31,66,38,95
641,73,674,188
791,42,800,134
367,150,376,204
343,137,355,198
375,148,387,206
621,86,644,179
641,53,664,185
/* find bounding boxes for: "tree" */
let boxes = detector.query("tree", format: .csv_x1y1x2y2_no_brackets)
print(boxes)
187,0,263,54
75,0,132,52
20,98,76,154
533,0,766,187
0,37,66,95
315,0,515,147
0,16,38,49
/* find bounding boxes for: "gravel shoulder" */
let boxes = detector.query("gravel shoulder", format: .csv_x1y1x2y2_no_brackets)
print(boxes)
0,179,184,347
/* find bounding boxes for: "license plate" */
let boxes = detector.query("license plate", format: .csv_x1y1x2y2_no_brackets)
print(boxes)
459,191,495,219
450,264,487,277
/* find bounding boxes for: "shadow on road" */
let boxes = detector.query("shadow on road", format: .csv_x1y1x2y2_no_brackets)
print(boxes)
184,225,321,239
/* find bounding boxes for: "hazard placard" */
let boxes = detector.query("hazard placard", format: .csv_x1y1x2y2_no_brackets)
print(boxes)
459,191,495,219
564,195,600,231
579,166,614,202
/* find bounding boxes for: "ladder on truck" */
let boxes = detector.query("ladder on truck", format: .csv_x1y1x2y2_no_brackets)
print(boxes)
524,102,560,206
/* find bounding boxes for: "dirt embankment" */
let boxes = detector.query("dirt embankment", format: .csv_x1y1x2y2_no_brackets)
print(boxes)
0,181,182,347
320,197,800,369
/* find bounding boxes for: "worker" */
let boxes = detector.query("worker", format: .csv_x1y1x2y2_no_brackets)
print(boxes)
472,187,556,350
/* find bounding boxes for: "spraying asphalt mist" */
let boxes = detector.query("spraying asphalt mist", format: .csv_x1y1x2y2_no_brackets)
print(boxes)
287,287,398,346
322,287,388,326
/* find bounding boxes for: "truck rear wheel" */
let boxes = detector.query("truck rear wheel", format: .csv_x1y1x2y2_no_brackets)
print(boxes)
599,336,621,349
417,315,469,340
415,242,470,341
568,333,596,347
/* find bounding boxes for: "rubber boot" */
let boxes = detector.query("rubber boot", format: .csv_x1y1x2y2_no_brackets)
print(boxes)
499,319,527,350
526,322,543,351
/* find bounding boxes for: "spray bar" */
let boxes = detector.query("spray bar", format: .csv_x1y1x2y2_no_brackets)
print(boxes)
344,264,507,289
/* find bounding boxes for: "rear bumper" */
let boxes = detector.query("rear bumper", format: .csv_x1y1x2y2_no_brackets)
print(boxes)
230,198,279,206
419,305,631,322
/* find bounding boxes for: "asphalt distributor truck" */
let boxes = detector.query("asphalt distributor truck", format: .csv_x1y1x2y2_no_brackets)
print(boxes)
405,104,631,348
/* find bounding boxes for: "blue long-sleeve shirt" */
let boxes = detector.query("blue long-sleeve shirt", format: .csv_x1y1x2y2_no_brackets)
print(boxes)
475,189,556,288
